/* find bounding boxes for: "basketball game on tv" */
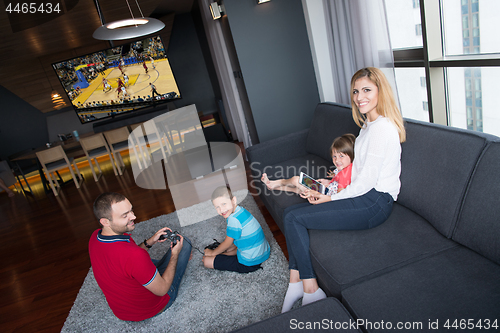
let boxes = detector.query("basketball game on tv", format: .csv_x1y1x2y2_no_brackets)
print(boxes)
52,35,181,124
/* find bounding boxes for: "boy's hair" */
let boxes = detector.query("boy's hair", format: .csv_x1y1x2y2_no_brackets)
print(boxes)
211,186,233,202
330,133,356,162
93,192,127,222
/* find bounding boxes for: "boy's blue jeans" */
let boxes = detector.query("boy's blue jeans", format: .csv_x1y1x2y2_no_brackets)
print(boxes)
283,189,394,280
152,237,192,309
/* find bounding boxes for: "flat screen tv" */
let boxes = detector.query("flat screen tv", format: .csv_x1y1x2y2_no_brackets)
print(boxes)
52,35,181,124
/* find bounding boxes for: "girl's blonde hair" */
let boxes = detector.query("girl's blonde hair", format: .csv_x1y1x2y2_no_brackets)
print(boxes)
350,67,406,143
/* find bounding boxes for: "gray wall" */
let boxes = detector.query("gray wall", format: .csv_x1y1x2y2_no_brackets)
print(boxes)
167,12,219,116
0,84,48,160
46,107,95,143
223,0,320,142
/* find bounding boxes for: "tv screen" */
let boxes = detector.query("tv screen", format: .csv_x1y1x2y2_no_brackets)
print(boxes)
52,35,181,124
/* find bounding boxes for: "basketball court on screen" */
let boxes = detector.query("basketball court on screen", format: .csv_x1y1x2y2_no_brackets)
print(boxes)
72,58,180,106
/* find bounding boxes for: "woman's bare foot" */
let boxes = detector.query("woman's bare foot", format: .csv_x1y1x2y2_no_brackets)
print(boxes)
261,173,283,190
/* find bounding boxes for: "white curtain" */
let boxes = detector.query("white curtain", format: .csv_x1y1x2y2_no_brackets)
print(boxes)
198,0,253,149
323,0,398,105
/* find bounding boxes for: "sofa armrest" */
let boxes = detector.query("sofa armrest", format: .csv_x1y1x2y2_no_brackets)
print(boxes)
246,129,309,174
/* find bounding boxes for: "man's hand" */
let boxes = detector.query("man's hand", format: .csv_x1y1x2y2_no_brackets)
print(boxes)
151,227,172,245
140,227,173,250
144,233,183,297
171,234,184,255
204,248,214,256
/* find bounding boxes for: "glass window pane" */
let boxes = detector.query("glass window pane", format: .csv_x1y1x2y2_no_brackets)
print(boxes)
472,13,479,27
447,67,500,136
462,15,469,29
394,68,429,122
386,0,423,49
442,0,500,55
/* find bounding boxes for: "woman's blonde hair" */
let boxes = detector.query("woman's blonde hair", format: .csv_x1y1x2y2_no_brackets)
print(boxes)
350,67,406,143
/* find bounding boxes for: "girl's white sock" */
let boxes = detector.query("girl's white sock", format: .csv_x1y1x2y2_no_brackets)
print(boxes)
281,281,303,313
302,287,327,306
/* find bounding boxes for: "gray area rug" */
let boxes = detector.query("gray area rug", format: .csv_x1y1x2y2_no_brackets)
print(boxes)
62,194,289,333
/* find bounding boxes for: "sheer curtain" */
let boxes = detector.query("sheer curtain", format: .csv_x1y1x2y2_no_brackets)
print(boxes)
198,0,253,149
322,0,398,105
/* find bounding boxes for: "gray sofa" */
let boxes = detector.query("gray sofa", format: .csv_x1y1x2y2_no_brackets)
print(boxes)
243,102,500,331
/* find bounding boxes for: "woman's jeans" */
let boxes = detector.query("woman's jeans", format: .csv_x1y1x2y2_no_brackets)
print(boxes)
284,189,394,280
151,237,192,309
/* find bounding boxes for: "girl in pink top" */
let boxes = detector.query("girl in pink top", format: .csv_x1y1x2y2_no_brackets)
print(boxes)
261,133,355,196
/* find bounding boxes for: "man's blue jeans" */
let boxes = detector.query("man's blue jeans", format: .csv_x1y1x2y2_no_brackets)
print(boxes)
283,189,394,280
152,237,192,309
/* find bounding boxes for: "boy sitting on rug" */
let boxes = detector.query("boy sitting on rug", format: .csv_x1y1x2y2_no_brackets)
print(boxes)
203,186,270,273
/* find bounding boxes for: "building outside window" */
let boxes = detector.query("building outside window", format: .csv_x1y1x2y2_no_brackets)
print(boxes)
385,0,500,137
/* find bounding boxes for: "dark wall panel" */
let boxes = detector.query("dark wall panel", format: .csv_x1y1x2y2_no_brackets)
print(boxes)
0,84,48,160
223,0,320,142
168,12,218,116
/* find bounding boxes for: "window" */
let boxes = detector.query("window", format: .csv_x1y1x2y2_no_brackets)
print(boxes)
386,0,426,121
386,0,423,49
423,101,429,111
394,68,429,121
415,24,422,36
442,0,500,56
385,0,500,137
420,76,426,87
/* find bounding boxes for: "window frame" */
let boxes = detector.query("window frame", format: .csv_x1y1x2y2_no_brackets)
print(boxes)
392,0,500,126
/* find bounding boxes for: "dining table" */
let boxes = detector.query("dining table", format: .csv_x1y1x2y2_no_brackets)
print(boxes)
9,132,95,193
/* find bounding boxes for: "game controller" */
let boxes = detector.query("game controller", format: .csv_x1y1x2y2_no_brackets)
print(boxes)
204,239,220,250
159,230,181,245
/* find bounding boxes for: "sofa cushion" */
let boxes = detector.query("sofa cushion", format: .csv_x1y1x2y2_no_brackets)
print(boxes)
247,129,309,173
231,297,362,333
306,103,360,162
341,246,500,331
309,203,457,298
397,119,490,238
256,154,332,230
453,140,500,265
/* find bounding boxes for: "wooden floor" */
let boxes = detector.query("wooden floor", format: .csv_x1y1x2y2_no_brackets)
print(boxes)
0,143,287,333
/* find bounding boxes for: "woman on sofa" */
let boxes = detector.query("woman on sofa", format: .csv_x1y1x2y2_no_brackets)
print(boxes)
281,67,406,312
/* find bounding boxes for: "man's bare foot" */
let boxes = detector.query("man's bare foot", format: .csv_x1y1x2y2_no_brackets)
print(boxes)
261,173,282,190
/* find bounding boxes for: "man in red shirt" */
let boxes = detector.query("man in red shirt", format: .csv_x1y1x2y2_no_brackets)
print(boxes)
89,192,191,321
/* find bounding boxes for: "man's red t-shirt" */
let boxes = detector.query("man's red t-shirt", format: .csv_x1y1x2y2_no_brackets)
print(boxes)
88,229,170,321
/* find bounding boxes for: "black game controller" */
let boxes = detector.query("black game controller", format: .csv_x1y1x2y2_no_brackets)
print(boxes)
159,230,181,245
204,239,220,250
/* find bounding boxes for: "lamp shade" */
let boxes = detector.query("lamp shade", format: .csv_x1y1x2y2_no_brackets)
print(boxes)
93,17,165,40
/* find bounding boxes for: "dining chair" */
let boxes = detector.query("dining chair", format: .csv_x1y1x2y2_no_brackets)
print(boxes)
79,133,118,182
7,149,39,195
36,146,83,196
142,119,171,164
0,160,18,195
129,123,149,170
103,126,138,175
